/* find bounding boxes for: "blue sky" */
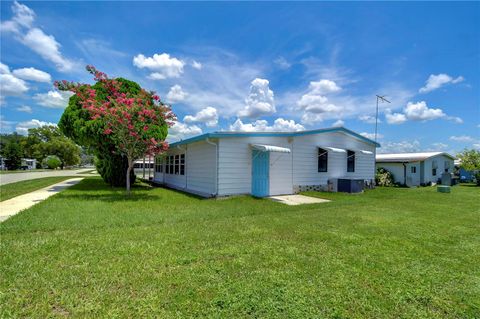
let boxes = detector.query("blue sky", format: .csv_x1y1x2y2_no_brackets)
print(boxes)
1,1,479,153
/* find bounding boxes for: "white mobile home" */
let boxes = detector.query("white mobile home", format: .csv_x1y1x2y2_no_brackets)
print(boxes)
376,152,455,187
153,127,379,197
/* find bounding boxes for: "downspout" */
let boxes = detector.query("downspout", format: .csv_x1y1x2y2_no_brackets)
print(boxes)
402,162,407,186
206,138,218,197
177,145,187,190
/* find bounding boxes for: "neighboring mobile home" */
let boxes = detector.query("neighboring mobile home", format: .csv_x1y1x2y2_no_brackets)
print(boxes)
153,127,379,197
376,152,455,187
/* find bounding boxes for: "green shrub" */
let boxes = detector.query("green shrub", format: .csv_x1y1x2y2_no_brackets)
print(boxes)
376,167,395,187
42,155,62,169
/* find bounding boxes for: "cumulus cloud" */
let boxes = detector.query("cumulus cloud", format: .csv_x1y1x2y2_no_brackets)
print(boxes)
16,105,32,113
430,142,448,150
385,101,460,124
0,62,10,74
167,121,202,141
166,84,187,103
237,78,276,118
191,60,202,70
0,73,29,96
403,101,445,121
1,2,75,72
16,118,57,135
183,106,218,127
229,118,304,132
360,132,383,140
449,135,473,142
133,53,185,80
419,73,464,93
296,80,343,124
34,90,73,108
12,67,51,82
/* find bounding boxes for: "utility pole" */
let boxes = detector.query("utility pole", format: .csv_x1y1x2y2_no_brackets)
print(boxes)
375,95,391,143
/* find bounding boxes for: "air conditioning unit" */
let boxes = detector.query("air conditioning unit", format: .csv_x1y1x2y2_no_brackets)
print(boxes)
337,179,364,193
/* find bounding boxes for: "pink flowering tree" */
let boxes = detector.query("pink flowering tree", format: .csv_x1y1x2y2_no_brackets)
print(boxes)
55,66,176,194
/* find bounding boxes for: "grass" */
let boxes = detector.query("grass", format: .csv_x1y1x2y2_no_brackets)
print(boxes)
0,169,50,174
0,178,478,318
0,176,75,202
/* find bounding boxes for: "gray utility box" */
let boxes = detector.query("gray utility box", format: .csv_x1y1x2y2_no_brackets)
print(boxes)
337,179,364,193
441,172,453,186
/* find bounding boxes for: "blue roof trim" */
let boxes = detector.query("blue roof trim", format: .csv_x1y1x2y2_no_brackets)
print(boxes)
169,127,381,148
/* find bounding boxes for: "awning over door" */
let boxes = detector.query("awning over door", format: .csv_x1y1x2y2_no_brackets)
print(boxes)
251,144,291,153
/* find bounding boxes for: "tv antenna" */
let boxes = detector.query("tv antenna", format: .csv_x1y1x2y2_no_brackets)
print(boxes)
375,95,391,143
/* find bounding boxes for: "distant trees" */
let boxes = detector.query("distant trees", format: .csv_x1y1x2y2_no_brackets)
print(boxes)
2,140,23,170
42,155,62,169
0,126,81,170
457,149,480,185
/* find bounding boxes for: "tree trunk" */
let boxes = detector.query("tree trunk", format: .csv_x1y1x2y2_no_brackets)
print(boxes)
126,157,133,196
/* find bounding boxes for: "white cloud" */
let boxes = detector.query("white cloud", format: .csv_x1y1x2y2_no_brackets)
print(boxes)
1,2,75,72
166,84,187,103
385,101,460,124
385,109,407,124
419,73,464,93
238,78,276,118
274,57,291,69
16,105,32,113
191,60,202,70
229,118,304,132
332,119,344,127
0,116,15,133
296,80,343,124
0,73,28,96
0,1,35,33
16,118,57,135
133,53,185,79
12,67,51,82
360,132,383,140
183,106,218,127
473,143,480,150
449,135,473,142
403,101,445,121
21,28,75,72
0,62,10,74
358,115,380,124
167,121,202,141
34,90,73,108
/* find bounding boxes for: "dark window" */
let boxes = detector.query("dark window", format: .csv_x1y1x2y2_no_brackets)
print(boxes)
180,154,185,175
411,166,416,173
174,155,180,174
169,155,174,174
318,148,328,172
432,160,437,176
432,168,437,176
155,157,163,173
347,150,355,172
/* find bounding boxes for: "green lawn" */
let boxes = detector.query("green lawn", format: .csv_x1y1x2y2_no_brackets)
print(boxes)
0,176,75,202
0,178,478,318
0,169,49,174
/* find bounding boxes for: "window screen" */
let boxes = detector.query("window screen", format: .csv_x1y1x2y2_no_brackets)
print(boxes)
318,148,328,172
347,150,355,172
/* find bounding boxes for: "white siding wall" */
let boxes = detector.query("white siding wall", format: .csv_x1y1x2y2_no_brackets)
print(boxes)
423,155,453,184
293,132,376,186
154,141,216,197
217,136,292,196
376,162,405,184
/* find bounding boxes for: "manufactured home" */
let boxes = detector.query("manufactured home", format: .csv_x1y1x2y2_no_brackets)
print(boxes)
153,127,379,197
376,152,455,187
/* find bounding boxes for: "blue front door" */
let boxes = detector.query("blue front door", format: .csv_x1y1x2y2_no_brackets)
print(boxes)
252,150,269,197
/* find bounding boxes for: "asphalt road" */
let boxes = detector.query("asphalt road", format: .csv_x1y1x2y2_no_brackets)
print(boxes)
0,168,96,185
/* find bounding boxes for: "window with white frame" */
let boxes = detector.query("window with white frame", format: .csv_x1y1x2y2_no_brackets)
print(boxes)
432,160,438,176
411,166,416,173
155,157,163,173
444,160,450,172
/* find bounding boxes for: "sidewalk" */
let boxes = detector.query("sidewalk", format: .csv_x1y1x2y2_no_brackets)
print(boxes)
0,178,84,222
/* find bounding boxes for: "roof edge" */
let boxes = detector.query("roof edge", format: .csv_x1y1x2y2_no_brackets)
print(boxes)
169,126,381,148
